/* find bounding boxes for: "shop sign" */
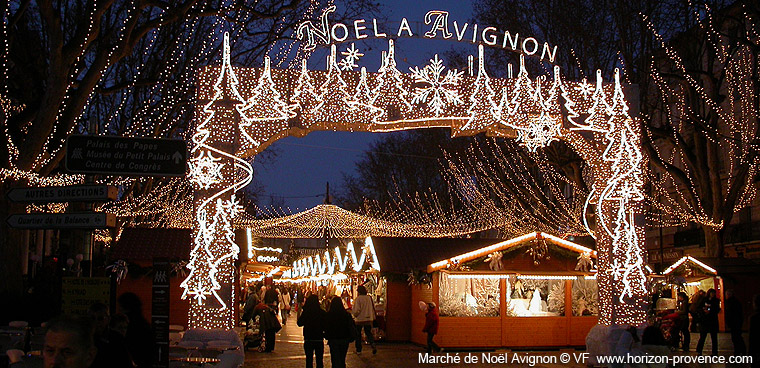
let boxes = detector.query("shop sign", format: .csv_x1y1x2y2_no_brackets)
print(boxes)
648,249,683,263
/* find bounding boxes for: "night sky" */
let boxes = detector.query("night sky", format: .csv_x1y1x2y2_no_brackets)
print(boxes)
253,0,475,210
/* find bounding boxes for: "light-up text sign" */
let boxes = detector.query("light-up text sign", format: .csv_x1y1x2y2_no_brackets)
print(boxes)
297,7,558,63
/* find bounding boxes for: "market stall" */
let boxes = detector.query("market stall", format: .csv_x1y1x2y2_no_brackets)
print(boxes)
659,255,724,331
418,232,598,348
276,237,389,339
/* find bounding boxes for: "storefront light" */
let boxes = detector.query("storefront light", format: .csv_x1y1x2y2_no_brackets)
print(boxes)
447,274,510,279
517,275,577,280
684,281,702,286
267,266,280,277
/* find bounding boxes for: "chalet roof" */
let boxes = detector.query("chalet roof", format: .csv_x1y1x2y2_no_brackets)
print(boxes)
426,232,596,272
371,237,498,274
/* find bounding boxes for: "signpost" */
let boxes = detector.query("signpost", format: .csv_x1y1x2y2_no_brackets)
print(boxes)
6,185,117,203
152,259,170,368
6,213,116,229
65,135,187,176
61,277,111,316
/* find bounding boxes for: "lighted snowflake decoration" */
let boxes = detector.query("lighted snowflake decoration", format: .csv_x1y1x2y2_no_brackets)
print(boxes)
338,43,363,71
575,78,593,98
517,115,562,152
409,54,463,115
189,151,224,190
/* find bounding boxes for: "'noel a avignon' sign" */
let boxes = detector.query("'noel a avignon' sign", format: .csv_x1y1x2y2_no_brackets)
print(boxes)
296,6,558,63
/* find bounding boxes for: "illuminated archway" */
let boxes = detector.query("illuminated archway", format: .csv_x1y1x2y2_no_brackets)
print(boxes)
184,18,646,329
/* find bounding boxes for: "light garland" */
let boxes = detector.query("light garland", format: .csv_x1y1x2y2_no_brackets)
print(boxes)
428,232,596,272
284,237,380,280
190,21,649,327
662,256,717,276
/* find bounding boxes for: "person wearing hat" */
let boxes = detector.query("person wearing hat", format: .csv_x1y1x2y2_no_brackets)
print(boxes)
421,301,441,353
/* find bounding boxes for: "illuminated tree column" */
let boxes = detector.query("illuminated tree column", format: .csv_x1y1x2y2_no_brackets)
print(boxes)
183,34,249,330
568,73,648,326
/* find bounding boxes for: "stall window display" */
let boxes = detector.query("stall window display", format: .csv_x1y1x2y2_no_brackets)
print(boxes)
572,278,598,316
438,273,500,317
506,278,565,317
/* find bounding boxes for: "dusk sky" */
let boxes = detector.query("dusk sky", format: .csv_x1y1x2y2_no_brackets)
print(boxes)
253,0,475,210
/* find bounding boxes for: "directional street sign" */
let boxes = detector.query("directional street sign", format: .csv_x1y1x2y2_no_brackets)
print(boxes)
6,213,116,229
6,185,118,203
65,135,187,176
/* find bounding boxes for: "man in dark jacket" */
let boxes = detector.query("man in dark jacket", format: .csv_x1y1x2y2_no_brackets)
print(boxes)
298,295,326,368
725,290,746,355
696,289,720,356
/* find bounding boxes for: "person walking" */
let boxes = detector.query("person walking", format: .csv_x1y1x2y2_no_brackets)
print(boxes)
351,285,376,355
422,302,441,353
297,295,326,368
690,290,706,333
676,292,691,352
117,293,155,368
696,288,721,356
748,294,759,368
725,290,746,355
278,287,291,325
256,288,282,352
296,288,306,319
325,296,355,368
242,286,260,324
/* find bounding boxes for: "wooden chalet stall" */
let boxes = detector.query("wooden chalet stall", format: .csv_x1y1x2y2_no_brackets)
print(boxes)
371,237,499,342
419,232,599,348
658,256,725,331
110,228,191,327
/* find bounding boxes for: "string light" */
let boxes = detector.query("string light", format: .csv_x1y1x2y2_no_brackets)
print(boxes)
189,23,650,327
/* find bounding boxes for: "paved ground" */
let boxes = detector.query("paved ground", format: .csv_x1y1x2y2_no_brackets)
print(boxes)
243,321,751,368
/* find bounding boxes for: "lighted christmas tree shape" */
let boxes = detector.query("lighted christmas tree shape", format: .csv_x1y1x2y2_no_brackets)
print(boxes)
371,39,413,121
348,67,383,125
459,45,499,133
181,205,222,305
501,55,540,130
311,45,357,128
290,59,321,127
609,193,647,302
573,70,611,132
236,55,293,148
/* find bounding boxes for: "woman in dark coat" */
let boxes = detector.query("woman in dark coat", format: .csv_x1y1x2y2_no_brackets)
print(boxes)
676,292,691,352
324,296,354,368
256,288,281,352
298,295,326,368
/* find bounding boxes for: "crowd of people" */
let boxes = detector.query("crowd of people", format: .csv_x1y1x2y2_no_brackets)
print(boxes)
656,287,760,364
239,282,445,368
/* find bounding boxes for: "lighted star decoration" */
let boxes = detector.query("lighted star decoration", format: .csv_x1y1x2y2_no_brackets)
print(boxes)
188,151,224,190
338,43,363,71
575,78,593,98
409,54,463,115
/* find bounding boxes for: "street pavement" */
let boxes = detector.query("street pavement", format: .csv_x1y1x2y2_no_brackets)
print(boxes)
243,319,750,368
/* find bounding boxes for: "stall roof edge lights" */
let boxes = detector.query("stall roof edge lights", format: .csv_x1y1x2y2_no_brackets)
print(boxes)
662,256,717,276
427,231,596,272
